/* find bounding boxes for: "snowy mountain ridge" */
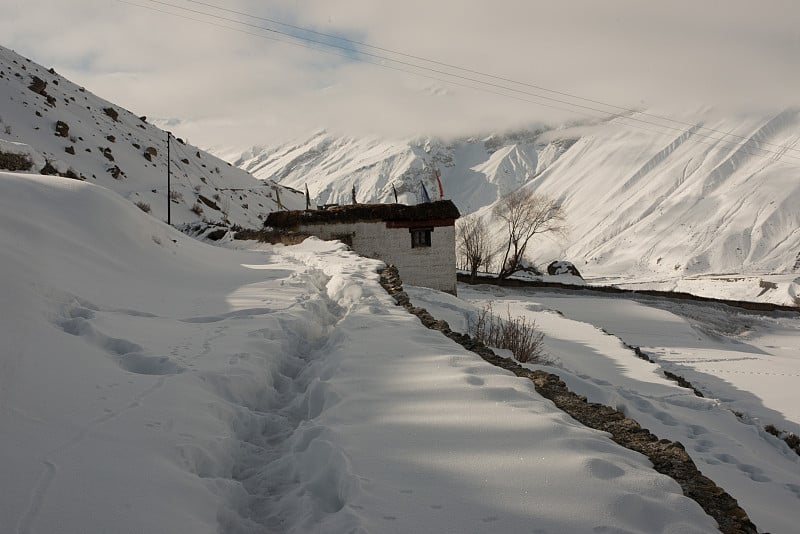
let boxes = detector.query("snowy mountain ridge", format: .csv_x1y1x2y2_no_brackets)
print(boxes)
230,127,572,214
0,45,304,231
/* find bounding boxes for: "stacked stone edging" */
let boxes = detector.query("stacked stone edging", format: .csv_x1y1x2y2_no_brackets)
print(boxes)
380,265,757,534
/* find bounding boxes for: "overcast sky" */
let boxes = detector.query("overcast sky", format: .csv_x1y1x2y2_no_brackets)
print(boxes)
4,0,800,150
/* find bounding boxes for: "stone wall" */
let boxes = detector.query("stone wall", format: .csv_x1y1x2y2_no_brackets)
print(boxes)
380,265,758,534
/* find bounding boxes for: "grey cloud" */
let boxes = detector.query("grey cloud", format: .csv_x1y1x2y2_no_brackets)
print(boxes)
3,0,799,148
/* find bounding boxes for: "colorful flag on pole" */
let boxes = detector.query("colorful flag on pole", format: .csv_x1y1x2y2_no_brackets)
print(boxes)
420,181,431,203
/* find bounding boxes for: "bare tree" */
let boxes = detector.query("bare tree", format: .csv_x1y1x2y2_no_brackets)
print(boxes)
494,189,565,279
457,216,494,282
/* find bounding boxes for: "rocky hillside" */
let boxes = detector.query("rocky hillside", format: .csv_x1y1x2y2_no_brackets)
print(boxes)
0,45,303,230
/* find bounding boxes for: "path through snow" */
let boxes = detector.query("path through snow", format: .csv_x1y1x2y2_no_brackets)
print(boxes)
1,172,724,533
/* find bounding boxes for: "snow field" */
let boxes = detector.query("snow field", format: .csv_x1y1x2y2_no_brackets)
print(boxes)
0,172,356,532
409,283,800,533
1,171,724,533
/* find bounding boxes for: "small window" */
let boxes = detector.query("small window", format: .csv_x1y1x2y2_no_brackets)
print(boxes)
410,228,432,248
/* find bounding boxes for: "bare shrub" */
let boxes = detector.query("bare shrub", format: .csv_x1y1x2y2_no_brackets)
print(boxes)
169,190,183,202
135,201,151,213
494,189,566,279
0,150,33,171
40,160,58,175
457,215,494,281
190,203,204,215
468,302,547,363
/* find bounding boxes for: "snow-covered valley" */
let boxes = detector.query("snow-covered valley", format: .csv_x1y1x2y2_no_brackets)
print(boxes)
3,39,800,534
3,167,800,532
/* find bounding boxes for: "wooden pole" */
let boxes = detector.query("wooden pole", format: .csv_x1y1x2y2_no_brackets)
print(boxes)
167,131,171,225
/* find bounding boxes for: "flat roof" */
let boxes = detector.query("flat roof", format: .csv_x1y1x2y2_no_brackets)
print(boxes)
266,199,460,228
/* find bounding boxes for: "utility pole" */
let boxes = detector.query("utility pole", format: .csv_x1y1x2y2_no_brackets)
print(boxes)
166,131,171,226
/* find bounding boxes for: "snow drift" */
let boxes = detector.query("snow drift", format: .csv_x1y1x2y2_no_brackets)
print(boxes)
1,171,722,532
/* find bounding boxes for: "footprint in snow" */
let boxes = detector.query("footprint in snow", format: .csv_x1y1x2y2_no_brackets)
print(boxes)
737,463,771,482
686,424,708,437
693,439,714,453
56,315,182,376
466,375,485,386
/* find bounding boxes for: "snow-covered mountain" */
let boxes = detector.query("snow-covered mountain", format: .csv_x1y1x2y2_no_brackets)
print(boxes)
231,127,571,214
232,111,800,304
0,45,303,230
518,112,800,275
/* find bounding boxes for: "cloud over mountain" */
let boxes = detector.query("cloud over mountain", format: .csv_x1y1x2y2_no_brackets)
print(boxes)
3,1,798,148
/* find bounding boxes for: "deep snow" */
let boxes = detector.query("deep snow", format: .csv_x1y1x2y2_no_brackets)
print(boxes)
409,284,800,533
1,171,729,533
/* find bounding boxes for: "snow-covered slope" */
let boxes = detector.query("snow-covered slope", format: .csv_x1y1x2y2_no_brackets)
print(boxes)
231,128,565,214
1,171,724,533
0,45,303,229
515,111,800,303
234,111,800,304
412,284,800,534
525,112,800,270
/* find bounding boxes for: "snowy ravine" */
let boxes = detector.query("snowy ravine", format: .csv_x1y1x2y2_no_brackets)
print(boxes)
1,171,725,533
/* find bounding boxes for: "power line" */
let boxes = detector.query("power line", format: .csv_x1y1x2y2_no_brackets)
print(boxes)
116,0,800,165
183,0,800,158
169,136,289,203
116,0,634,122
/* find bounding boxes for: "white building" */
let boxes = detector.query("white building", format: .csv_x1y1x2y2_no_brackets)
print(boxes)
266,200,461,294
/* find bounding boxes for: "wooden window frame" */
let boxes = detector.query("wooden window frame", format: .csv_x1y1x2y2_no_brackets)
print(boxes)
410,227,433,248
